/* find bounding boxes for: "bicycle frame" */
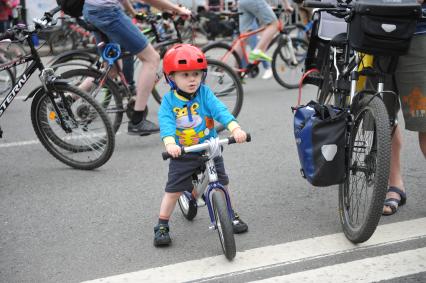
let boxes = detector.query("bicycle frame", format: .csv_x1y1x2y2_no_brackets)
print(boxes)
0,39,46,117
178,138,236,228
0,31,74,133
190,157,235,227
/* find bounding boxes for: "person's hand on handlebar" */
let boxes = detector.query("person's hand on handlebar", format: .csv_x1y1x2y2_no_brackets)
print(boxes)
232,127,248,143
166,143,182,158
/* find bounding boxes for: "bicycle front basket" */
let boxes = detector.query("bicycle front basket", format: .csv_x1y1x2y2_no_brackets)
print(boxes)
349,0,422,56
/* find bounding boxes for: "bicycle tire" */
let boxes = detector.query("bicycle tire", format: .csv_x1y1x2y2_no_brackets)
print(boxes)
49,30,77,55
212,190,236,260
31,83,115,170
49,49,98,71
202,41,243,74
178,192,198,220
59,68,124,133
271,37,308,89
339,94,391,243
152,58,243,132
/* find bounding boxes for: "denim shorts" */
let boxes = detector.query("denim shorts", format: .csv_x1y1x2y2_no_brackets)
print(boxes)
83,4,148,55
238,0,277,33
164,154,229,193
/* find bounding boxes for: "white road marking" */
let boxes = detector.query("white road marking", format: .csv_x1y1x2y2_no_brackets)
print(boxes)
0,132,122,148
253,247,426,283
82,217,426,283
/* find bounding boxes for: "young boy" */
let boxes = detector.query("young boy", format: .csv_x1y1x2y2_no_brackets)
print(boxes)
155,44,248,246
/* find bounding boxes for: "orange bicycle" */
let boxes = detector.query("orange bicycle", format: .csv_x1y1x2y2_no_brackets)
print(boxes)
201,10,308,88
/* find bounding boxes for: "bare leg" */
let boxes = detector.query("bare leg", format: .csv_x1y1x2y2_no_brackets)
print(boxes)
134,44,160,111
419,132,426,158
255,21,278,52
158,192,182,220
383,126,404,214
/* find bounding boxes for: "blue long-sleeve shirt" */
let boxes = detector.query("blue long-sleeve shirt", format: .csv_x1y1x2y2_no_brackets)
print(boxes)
158,84,237,147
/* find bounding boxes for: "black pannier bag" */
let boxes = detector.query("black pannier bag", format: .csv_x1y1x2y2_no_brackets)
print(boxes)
56,0,85,18
349,0,422,56
293,101,347,187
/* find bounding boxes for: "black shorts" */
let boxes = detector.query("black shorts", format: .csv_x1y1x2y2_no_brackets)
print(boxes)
164,154,229,193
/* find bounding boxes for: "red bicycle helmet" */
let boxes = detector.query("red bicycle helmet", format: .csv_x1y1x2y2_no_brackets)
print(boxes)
163,44,207,75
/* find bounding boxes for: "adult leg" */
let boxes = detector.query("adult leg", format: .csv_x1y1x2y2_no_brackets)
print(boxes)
134,44,160,111
383,126,405,215
419,132,426,158
255,21,278,52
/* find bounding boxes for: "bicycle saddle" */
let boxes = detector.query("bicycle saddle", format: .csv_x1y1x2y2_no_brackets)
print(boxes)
330,32,347,48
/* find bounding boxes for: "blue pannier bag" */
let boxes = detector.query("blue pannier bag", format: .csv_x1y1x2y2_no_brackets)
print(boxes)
293,101,347,187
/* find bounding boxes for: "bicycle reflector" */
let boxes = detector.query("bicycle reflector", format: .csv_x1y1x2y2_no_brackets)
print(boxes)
102,43,121,66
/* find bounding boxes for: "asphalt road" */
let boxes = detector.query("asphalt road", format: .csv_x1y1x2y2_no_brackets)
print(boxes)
0,67,425,283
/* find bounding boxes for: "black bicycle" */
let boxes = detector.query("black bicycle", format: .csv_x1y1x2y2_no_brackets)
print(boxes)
302,0,421,243
0,7,115,170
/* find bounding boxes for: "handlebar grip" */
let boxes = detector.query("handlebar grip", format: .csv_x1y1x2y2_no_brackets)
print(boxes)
48,6,62,16
162,151,173,160
162,147,186,160
0,30,15,41
303,1,336,8
228,133,251,145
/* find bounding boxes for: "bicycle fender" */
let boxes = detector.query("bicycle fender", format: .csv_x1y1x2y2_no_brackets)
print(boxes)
47,49,98,67
23,79,72,101
23,86,44,102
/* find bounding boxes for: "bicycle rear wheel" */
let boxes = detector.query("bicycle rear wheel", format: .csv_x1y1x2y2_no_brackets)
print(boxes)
152,59,243,132
212,189,236,260
271,37,308,89
0,64,14,97
31,83,115,170
339,95,391,243
49,30,77,55
60,68,124,133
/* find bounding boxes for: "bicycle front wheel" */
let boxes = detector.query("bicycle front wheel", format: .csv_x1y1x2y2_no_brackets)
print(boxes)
31,83,115,170
271,37,308,89
212,190,236,260
202,42,242,75
339,95,391,243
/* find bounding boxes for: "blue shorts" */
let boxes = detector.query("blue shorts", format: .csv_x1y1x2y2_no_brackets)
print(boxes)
238,0,277,33
83,4,148,55
165,154,229,193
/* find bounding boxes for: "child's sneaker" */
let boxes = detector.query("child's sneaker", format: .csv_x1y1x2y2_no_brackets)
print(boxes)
232,213,248,234
153,224,171,246
249,49,272,62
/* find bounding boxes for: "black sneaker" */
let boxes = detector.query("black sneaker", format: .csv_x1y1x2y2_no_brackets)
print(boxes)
154,224,171,246
128,119,159,136
232,213,248,234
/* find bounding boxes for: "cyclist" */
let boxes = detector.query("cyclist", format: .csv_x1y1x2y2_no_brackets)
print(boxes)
238,0,293,62
154,44,248,246
383,0,426,215
82,0,191,135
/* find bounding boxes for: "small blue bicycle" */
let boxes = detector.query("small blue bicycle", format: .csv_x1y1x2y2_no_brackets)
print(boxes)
162,134,251,260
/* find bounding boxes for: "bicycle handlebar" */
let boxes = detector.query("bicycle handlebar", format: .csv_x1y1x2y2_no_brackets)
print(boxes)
162,133,252,160
303,1,336,8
